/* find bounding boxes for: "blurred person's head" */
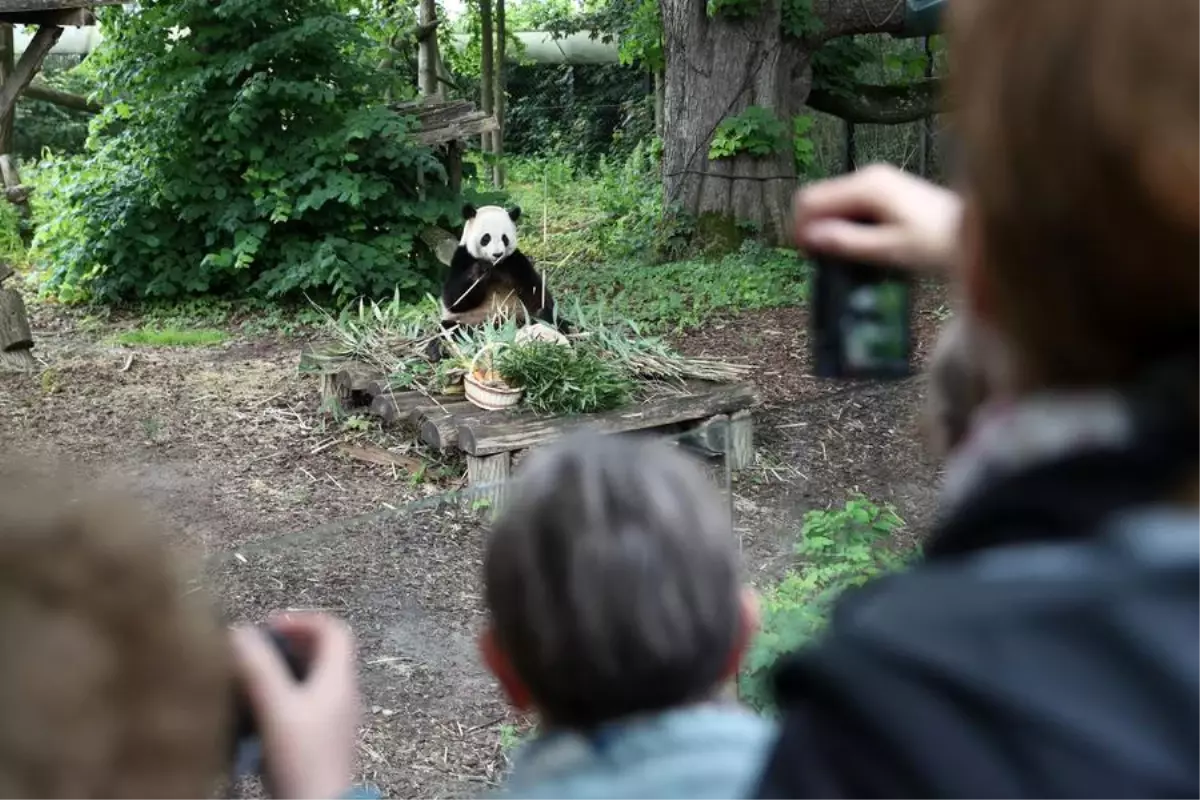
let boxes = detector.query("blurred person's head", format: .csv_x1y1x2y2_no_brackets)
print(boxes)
949,1,1198,398
923,309,1014,459
480,433,756,730
0,470,232,797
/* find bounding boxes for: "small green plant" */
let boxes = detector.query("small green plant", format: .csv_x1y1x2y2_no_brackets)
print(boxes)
706,0,761,20
709,106,788,159
498,341,635,415
114,327,229,347
739,495,918,712
780,0,823,40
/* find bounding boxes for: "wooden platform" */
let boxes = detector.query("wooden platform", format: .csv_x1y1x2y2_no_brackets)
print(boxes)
302,349,761,503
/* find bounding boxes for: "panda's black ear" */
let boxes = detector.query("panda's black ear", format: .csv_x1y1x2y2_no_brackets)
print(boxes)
462,204,477,220
507,206,522,223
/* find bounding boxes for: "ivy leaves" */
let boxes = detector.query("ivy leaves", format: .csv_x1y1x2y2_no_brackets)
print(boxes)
708,106,788,159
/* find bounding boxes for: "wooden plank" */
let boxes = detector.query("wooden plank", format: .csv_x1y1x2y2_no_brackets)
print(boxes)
457,382,761,457
0,285,31,351
727,409,754,470
0,1,120,12
467,452,510,510
0,23,60,121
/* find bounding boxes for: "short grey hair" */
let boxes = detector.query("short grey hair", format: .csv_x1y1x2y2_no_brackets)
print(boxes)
483,432,741,729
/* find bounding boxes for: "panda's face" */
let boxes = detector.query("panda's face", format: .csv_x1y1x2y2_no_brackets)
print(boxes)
462,204,520,264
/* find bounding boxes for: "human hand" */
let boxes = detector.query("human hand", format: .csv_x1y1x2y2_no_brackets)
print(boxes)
792,164,963,274
232,613,361,800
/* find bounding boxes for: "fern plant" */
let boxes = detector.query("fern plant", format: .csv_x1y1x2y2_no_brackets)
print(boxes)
739,495,919,712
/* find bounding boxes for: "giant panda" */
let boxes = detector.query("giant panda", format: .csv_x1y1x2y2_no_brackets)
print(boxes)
426,203,569,361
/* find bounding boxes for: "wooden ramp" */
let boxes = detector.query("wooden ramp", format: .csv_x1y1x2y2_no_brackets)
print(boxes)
302,349,761,501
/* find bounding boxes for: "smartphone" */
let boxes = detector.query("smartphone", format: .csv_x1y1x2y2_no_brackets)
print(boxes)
231,628,308,779
811,255,913,380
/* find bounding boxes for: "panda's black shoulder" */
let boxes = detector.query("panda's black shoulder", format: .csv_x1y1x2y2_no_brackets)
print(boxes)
500,248,536,271
450,244,476,270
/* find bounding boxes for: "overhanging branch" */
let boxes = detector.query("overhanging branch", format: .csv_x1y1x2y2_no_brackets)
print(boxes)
24,82,100,114
807,78,944,125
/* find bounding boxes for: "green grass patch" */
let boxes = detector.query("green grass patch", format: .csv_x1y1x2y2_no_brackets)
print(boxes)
557,242,810,333
114,326,229,347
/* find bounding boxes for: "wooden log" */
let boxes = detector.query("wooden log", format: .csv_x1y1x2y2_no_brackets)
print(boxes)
0,23,61,122
0,153,18,189
457,382,761,457
467,452,510,510
334,363,385,398
297,344,348,374
369,391,442,427
727,409,754,471
0,262,12,285
0,285,31,351
414,400,473,448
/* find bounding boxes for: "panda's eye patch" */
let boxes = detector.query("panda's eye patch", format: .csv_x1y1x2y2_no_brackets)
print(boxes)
480,233,492,247
502,234,510,247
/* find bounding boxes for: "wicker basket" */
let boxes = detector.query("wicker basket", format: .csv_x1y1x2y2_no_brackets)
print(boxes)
464,343,524,410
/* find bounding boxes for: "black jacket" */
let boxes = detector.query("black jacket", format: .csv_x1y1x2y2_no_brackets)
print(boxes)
755,406,1199,798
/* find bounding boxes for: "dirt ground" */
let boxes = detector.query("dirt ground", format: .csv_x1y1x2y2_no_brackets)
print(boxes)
0,282,949,798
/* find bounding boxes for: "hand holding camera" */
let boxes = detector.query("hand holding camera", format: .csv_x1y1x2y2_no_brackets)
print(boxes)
231,613,362,800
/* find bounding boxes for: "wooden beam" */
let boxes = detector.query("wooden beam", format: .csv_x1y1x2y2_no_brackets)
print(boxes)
457,382,761,457
0,23,60,122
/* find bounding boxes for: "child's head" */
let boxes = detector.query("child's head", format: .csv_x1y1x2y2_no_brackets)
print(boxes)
0,469,233,797
480,433,755,729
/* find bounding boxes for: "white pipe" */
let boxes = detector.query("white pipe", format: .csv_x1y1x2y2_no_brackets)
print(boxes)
15,25,624,65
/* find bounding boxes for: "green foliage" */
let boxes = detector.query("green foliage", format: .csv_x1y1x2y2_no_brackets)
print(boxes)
792,114,818,178
706,0,761,21
498,341,634,414
567,242,809,332
113,326,229,347
14,55,95,160
810,37,875,99
780,0,822,40
740,495,919,712
709,106,787,159
617,0,664,72
0,196,28,270
32,0,466,305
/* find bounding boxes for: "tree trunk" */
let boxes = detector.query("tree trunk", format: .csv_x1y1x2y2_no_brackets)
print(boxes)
0,25,13,155
417,0,442,98
479,0,495,157
659,0,908,244
492,0,506,187
653,70,665,137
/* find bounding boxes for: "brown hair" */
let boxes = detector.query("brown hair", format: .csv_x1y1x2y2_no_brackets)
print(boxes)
949,1,1198,392
484,433,742,729
0,471,232,797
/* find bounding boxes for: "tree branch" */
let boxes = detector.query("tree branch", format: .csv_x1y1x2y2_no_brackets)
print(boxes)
807,78,944,125
24,81,100,113
0,23,61,121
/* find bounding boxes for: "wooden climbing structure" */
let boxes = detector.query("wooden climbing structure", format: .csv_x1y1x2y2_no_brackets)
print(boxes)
301,349,761,501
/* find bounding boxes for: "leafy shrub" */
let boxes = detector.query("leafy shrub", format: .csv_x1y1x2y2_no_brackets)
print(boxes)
709,106,788,159
498,341,634,414
32,0,475,305
739,495,919,712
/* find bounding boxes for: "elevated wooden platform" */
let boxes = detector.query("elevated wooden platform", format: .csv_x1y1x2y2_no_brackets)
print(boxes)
302,349,761,502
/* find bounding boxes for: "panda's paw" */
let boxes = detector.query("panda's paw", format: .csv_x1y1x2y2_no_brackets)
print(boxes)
424,337,446,363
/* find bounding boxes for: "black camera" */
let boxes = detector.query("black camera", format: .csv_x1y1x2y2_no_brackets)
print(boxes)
230,627,308,779
811,254,913,381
